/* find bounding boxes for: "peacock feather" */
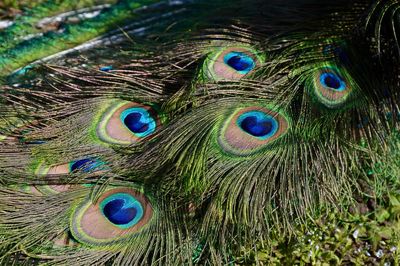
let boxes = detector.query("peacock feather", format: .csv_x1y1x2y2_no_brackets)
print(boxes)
0,0,400,265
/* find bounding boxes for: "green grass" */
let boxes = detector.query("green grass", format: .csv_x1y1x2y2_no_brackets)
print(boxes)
236,199,400,265
0,0,116,20
0,0,43,9
0,0,45,19
236,132,400,265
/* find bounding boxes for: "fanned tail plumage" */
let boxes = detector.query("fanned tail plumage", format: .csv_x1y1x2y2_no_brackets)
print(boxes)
0,0,400,265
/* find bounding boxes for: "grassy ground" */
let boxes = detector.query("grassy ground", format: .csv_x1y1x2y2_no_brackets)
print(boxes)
237,133,400,265
236,198,400,265
0,0,42,10
0,0,116,20
0,0,45,20
0,0,45,19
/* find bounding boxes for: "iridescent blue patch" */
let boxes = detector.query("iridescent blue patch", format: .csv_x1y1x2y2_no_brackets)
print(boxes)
100,193,144,228
320,72,346,91
120,108,156,137
70,158,105,173
223,52,255,74
103,199,137,225
237,111,278,139
100,65,113,72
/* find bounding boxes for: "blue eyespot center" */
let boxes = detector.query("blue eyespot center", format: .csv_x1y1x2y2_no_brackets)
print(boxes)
70,158,104,173
120,108,156,137
237,111,278,139
103,199,137,225
320,72,346,91
241,116,272,137
125,113,149,133
101,193,144,228
224,52,255,74
100,65,113,72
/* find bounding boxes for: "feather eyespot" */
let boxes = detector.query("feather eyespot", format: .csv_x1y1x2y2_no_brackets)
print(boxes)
223,51,255,74
96,101,161,145
120,107,156,138
70,187,153,246
310,66,353,108
33,157,106,194
101,193,144,227
237,111,279,139
203,46,263,81
36,157,106,176
319,72,346,92
218,106,290,156
70,158,106,173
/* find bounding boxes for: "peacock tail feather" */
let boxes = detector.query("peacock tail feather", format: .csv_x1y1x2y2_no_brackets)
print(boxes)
0,0,400,264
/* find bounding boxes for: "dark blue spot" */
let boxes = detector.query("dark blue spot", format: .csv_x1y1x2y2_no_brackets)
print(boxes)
124,112,150,134
103,199,137,225
71,158,101,173
322,45,334,56
224,52,255,73
322,44,349,64
227,56,251,71
19,138,46,144
28,140,46,144
100,65,113,72
383,88,391,97
320,72,345,91
240,116,273,137
357,117,369,128
335,48,350,65
323,74,340,89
